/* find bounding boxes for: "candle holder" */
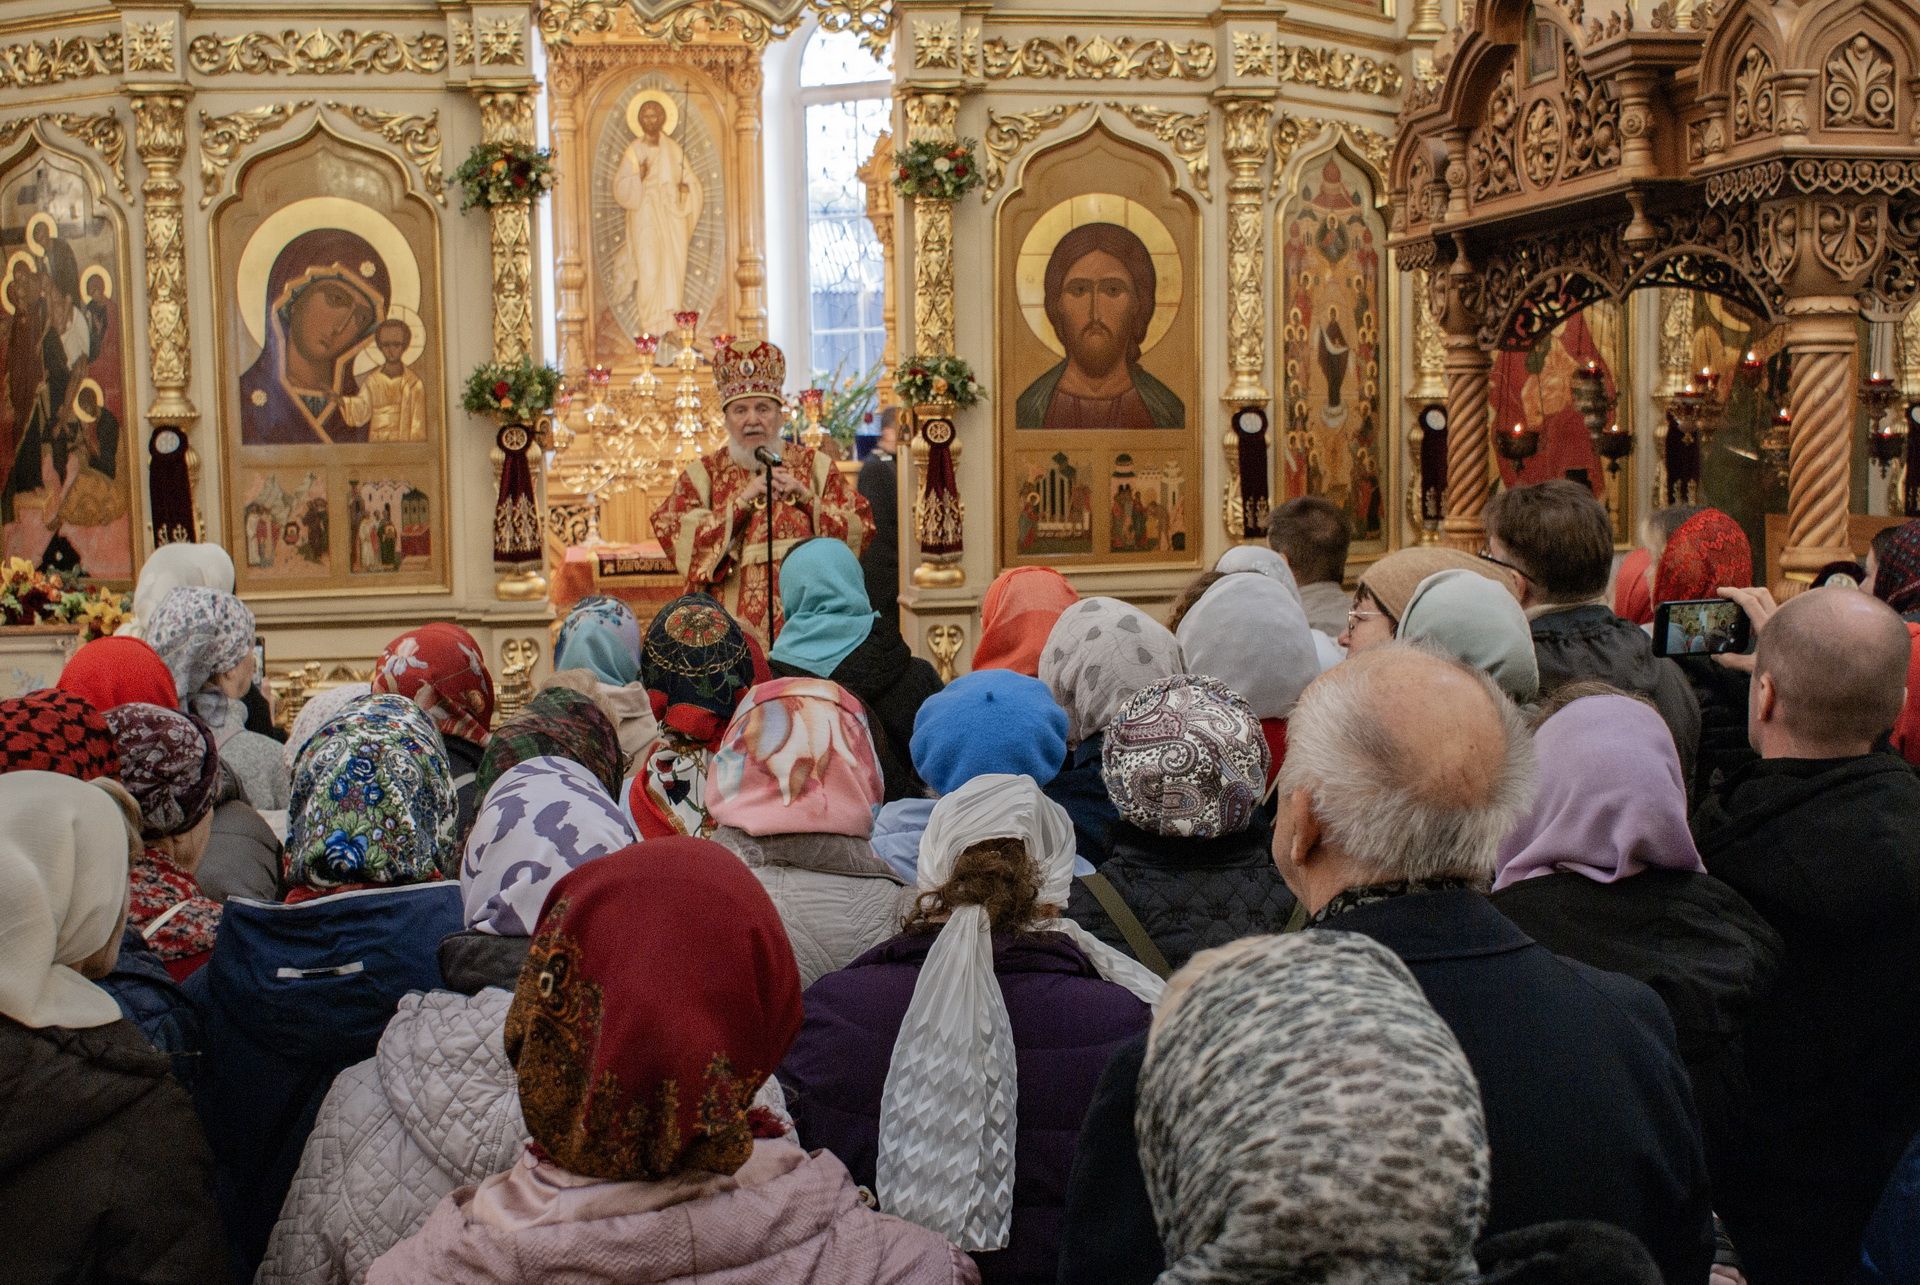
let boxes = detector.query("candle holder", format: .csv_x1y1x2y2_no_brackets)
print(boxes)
1862,370,1903,477
1571,359,1615,442
1668,366,1728,447
1496,422,1541,474
797,387,826,448
1759,406,1793,486
1595,420,1634,475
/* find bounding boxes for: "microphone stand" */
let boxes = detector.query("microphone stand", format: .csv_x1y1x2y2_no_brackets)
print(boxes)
763,452,778,642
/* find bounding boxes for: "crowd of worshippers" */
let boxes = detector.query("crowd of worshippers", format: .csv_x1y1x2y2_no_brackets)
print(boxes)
6,478,1920,1285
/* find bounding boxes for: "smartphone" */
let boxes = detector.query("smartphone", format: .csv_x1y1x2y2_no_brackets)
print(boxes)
1651,598,1752,658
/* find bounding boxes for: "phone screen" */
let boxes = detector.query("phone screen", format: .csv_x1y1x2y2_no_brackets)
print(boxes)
1652,598,1750,658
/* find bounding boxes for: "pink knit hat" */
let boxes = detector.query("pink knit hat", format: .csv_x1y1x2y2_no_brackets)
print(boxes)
706,677,885,838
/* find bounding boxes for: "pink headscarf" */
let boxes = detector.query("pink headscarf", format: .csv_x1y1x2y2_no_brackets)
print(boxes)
1493,694,1706,890
705,677,885,839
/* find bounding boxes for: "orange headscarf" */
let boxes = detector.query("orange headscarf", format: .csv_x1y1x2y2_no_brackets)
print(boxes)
972,568,1079,676
1613,547,1654,625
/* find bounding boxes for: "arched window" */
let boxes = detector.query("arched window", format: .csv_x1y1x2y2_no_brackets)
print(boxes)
796,27,890,403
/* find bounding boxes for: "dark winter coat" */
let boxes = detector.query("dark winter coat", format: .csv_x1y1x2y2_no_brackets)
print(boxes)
1063,819,1294,971
437,929,530,995
1490,868,1782,1182
772,623,944,802
858,450,899,628
98,925,205,1092
198,798,283,904
0,1015,228,1284
1055,889,1714,1285
186,882,463,1276
1859,1128,1920,1285
1043,737,1119,868
446,733,487,848
1693,754,1920,1285
780,930,1150,1285
1673,654,1755,799
1530,604,1701,774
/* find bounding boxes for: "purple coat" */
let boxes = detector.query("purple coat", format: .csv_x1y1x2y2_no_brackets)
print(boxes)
779,930,1151,1285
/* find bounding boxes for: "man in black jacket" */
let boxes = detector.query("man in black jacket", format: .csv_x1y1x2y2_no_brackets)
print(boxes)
1485,480,1701,771
1056,647,1715,1285
855,408,900,630
1695,585,1920,1285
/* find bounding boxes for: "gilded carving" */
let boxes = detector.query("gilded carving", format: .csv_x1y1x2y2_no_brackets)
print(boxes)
1658,289,1695,394
198,103,310,209
1824,35,1896,129
980,103,1089,198
906,90,957,357
1232,32,1277,78
973,35,1215,81
1272,47,1403,97
639,2,781,49
326,104,445,204
476,90,537,363
46,113,131,199
536,1,617,42
1559,43,1621,178
926,625,965,684
1112,104,1210,199
124,20,176,74
1468,67,1521,202
186,28,451,76
1270,114,1390,195
132,92,195,425
813,0,895,59
475,16,525,66
1523,100,1562,187
1222,98,1270,402
450,17,474,66
1732,46,1776,140
0,34,122,88
914,19,961,70
1413,269,1446,396
1814,200,1884,281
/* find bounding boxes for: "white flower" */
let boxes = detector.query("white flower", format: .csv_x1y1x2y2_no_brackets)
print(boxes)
933,157,952,173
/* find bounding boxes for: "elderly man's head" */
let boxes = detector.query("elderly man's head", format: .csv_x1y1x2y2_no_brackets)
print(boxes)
1272,644,1536,912
1751,587,1910,758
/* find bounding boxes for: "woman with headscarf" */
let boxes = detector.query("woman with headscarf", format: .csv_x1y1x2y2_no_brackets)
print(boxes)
1869,521,1920,768
627,593,762,839
372,623,496,834
1214,544,1344,666
769,538,943,801
872,669,1071,882
1038,598,1184,865
1175,570,1320,782
473,684,626,814
147,584,289,809
1490,687,1782,1189
1066,677,1293,976
118,540,235,638
705,677,908,987
971,567,1078,676
1397,568,1541,705
106,704,224,980
550,594,659,758
189,693,465,1274
1614,546,1655,625
1340,545,1521,653
781,774,1159,1284
0,771,229,1282
0,686,118,778
57,635,180,711
370,841,977,1283
1648,506,1755,794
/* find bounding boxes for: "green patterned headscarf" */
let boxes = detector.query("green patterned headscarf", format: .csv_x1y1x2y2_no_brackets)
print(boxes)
474,686,625,805
286,693,454,893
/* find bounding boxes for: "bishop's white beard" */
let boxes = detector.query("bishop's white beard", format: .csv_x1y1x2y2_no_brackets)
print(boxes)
725,439,761,472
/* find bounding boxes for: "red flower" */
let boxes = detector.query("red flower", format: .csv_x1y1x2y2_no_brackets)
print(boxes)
493,380,512,399
897,167,909,180
511,173,528,187
954,164,969,177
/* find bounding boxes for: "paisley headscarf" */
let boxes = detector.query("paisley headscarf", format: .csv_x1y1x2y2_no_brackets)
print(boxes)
146,585,255,734
1652,508,1752,605
1138,931,1488,1285
371,623,495,746
1039,597,1185,746
706,677,884,839
972,567,1079,677
104,704,220,840
56,637,180,712
474,685,624,805
0,688,118,779
768,539,878,676
285,694,454,895
461,756,637,936
1872,519,1920,617
504,840,803,1180
1103,676,1268,839
553,595,642,687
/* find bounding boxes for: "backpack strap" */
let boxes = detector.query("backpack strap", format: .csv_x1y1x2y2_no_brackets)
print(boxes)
1076,871,1174,980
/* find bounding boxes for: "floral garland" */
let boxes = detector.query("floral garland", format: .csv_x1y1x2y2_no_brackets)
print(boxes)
894,355,984,409
452,142,556,211
0,558,130,638
463,359,561,424
892,139,983,201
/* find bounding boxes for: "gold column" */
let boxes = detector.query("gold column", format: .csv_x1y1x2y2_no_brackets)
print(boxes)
547,59,588,374
1441,333,1493,552
731,58,769,340
1780,298,1860,585
905,91,957,357
131,92,196,430
1409,0,1448,37
858,131,900,403
1219,96,1271,404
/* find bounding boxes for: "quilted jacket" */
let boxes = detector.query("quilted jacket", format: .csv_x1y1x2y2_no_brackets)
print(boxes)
257,987,524,1285
711,827,914,988
1063,819,1296,972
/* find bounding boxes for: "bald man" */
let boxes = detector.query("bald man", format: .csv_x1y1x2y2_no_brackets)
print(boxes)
1057,647,1714,1285
1696,587,1920,1285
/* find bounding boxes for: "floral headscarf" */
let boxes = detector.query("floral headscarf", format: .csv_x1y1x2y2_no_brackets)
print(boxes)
474,686,624,805
56,638,180,712
0,688,119,779
505,840,803,1180
1873,519,1920,617
462,756,637,936
1652,508,1752,605
554,595,642,687
145,585,254,732
371,623,495,746
284,681,372,773
285,694,454,895
1103,676,1268,840
707,677,885,839
104,704,220,840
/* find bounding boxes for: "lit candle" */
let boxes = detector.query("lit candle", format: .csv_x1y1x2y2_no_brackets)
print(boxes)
634,332,658,356
712,332,736,350
673,309,701,332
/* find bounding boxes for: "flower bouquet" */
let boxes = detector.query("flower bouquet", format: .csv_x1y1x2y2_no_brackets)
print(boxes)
892,139,983,201
0,557,130,638
463,359,562,425
894,355,984,410
452,142,556,211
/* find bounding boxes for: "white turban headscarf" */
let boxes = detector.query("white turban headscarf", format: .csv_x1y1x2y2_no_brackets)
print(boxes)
876,773,1164,1251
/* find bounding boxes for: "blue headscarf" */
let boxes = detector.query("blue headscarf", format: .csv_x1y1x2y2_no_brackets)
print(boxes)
768,539,878,676
554,595,641,686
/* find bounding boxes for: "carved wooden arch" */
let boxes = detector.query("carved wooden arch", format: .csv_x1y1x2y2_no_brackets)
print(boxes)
1795,6,1913,137
997,113,1198,211
1625,248,1776,321
1785,0,1920,79
1698,4,1786,97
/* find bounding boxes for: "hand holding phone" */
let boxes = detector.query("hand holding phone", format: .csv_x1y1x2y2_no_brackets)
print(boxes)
1651,597,1753,659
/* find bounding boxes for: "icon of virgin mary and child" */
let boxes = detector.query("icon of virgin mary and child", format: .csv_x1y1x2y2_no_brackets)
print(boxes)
239,227,427,447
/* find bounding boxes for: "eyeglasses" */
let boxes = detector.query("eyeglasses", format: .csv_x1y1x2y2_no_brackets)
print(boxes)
1478,545,1525,576
1345,607,1385,630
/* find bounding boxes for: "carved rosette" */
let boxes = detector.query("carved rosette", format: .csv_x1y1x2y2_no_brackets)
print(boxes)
132,92,195,427
1221,98,1270,403
475,89,537,364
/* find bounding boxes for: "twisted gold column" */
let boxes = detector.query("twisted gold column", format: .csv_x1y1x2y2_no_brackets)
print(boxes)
1441,336,1492,551
1780,300,1860,587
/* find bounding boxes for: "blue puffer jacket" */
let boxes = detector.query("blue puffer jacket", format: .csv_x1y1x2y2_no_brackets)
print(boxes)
98,925,204,1092
185,881,463,1277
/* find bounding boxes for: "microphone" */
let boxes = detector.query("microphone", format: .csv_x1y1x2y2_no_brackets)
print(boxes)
753,444,784,468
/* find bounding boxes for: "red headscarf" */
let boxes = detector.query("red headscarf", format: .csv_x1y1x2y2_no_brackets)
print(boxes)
972,567,1079,677
1653,509,1753,605
370,623,495,746
0,689,118,779
57,637,180,712
1873,520,1920,617
504,839,802,1181
1613,547,1654,625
